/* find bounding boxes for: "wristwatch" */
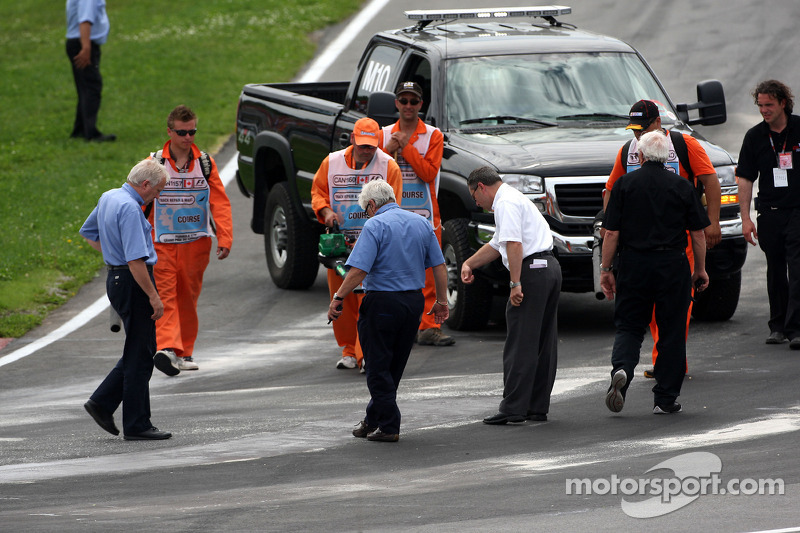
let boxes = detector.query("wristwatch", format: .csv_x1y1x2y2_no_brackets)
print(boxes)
333,292,344,301
600,265,612,272
510,281,522,289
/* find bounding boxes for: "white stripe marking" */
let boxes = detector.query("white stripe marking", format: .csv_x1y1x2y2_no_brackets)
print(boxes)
296,0,392,83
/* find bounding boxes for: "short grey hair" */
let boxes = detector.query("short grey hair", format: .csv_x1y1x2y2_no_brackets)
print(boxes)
358,179,396,210
127,158,169,187
638,130,669,163
467,166,502,191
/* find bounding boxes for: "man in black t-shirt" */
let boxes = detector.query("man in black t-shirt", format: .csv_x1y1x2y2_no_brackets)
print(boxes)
737,80,800,348
601,131,710,416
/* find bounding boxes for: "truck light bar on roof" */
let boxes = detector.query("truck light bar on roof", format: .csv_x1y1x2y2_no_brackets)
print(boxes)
404,5,572,23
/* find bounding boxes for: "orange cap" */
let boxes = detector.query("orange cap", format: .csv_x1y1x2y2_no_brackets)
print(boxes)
352,117,380,147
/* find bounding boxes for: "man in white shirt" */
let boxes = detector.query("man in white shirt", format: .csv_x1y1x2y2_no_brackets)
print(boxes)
461,167,561,424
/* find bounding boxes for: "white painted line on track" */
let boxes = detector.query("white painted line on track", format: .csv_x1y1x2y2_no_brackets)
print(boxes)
0,296,109,369
0,0,386,367
296,0,392,83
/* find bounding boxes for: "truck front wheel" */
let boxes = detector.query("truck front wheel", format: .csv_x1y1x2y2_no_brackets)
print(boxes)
264,182,319,290
441,218,493,330
691,270,741,321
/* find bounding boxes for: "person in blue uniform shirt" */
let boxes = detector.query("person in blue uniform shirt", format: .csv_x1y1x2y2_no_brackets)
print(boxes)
327,179,449,442
65,0,115,142
80,159,172,440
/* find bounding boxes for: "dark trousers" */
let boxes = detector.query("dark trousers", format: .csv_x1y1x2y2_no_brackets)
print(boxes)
499,253,561,416
757,208,800,338
90,269,156,435
66,39,103,139
611,250,691,405
358,291,424,434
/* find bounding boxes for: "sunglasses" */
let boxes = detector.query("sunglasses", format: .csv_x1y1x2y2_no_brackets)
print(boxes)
172,128,197,136
397,98,421,106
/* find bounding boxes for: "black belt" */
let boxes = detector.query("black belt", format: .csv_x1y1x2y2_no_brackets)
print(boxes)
524,250,553,261
364,289,421,294
108,264,154,273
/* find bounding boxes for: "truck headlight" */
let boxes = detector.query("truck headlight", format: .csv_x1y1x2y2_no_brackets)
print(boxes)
501,174,547,213
501,173,544,194
715,165,736,187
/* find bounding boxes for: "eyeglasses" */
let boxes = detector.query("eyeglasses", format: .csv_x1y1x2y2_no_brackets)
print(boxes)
356,144,377,150
172,128,197,136
470,186,479,202
397,98,421,106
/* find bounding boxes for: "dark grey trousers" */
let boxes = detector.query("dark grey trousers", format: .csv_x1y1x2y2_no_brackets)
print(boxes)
499,252,561,416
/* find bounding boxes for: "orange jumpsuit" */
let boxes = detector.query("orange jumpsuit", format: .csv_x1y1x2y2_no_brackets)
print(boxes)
378,119,444,331
311,146,402,366
148,141,233,359
606,131,715,367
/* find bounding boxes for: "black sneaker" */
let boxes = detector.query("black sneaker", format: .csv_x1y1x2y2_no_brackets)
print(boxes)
653,402,682,414
605,369,627,413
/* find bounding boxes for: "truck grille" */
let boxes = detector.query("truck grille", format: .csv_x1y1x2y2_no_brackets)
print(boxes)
554,183,604,217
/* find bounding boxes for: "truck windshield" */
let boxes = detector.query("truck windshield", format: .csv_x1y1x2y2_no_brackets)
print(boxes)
445,52,675,130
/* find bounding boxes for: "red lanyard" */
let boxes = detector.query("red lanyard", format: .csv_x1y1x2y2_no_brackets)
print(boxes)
768,129,789,166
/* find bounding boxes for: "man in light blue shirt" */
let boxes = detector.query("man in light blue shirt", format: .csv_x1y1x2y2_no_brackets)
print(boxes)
327,180,449,442
80,159,171,441
66,0,114,141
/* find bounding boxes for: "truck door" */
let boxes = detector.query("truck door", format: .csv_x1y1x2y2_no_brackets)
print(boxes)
335,43,402,149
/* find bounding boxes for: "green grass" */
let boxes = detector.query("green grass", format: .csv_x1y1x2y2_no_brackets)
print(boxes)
0,0,361,338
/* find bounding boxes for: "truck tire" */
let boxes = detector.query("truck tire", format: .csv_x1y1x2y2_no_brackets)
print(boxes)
441,218,493,330
691,271,741,321
264,182,319,290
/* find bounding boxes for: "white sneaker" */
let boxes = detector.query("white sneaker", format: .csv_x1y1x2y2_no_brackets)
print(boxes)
154,349,180,376
177,356,199,371
360,360,366,374
336,356,357,369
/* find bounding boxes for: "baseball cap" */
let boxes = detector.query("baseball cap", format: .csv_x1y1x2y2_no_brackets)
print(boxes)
352,117,380,147
395,81,423,99
626,100,660,130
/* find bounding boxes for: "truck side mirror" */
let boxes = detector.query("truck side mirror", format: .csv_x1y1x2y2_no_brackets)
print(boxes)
366,91,399,128
675,80,727,126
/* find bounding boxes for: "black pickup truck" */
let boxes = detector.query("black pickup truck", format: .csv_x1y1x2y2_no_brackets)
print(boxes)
235,6,747,330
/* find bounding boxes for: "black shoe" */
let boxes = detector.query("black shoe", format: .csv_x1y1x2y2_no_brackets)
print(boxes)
483,412,526,425
366,428,399,442
766,331,787,344
84,399,119,436
605,369,627,413
653,402,682,415
526,413,547,422
123,427,172,440
352,420,377,438
153,349,181,376
790,338,800,350
643,368,655,379
87,133,116,142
